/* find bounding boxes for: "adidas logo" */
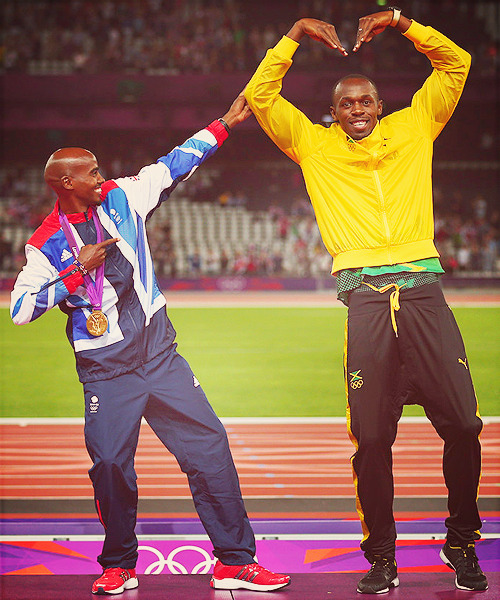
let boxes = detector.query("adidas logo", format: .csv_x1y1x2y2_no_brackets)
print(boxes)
61,248,73,262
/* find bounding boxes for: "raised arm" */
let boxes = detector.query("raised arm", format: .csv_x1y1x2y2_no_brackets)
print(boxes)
351,9,471,137
110,92,253,220
404,19,471,137
245,18,348,164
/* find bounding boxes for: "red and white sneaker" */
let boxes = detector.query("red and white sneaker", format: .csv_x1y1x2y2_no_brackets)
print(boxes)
92,567,138,595
210,560,290,591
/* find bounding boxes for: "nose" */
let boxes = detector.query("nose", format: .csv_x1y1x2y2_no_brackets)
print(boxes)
351,102,365,114
97,172,105,184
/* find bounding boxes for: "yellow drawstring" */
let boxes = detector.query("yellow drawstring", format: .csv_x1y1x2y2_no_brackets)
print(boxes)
362,282,407,336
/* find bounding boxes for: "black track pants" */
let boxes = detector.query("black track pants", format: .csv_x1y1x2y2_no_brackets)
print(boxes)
345,282,483,561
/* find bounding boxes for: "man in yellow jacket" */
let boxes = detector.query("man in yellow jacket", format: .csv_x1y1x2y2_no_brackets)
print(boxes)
245,7,488,595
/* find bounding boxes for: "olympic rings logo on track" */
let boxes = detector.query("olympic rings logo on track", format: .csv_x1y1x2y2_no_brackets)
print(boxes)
350,379,364,389
138,545,216,575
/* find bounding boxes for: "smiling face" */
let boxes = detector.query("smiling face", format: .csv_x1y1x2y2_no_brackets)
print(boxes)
330,76,383,140
67,153,105,208
44,148,105,213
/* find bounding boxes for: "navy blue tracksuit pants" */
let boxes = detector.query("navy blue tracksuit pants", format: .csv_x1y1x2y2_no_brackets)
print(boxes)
83,343,256,569
345,282,483,562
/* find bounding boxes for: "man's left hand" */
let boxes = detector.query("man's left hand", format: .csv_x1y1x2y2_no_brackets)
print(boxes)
354,10,410,51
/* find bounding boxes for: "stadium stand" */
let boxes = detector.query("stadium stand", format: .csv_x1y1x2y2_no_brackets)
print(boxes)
2,0,498,75
0,165,498,279
1,0,498,282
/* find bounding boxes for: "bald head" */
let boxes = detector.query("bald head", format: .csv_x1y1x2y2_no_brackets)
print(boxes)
44,147,97,191
44,147,105,213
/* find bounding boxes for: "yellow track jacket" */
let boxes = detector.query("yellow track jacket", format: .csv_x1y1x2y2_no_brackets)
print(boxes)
244,21,471,273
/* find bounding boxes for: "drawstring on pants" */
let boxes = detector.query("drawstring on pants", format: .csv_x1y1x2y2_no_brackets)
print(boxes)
362,282,407,336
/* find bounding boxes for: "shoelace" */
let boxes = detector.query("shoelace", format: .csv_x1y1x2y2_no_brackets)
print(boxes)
454,546,481,573
368,557,393,575
101,568,131,581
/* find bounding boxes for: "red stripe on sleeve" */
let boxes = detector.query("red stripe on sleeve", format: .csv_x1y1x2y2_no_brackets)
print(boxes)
206,120,229,147
60,264,84,294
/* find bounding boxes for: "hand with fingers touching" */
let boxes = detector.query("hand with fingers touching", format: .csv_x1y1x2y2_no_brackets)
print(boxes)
286,18,348,56
353,10,412,52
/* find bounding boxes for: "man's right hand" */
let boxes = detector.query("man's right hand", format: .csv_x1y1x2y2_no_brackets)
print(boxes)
77,238,119,272
221,92,253,129
286,19,348,56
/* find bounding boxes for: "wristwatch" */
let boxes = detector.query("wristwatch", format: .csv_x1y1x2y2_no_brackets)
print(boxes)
217,118,230,133
387,6,402,27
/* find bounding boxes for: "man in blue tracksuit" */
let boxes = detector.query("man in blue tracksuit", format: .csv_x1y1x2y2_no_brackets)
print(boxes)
10,93,290,596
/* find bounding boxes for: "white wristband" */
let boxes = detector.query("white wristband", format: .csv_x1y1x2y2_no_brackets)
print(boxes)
390,8,401,28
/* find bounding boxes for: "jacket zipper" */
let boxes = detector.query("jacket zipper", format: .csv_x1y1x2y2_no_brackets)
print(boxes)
372,167,393,263
107,257,146,364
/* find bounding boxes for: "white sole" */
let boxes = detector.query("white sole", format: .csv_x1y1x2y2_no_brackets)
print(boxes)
210,577,290,591
357,577,400,594
440,550,488,591
454,578,488,592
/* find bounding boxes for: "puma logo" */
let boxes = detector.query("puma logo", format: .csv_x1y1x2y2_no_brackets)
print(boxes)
458,358,468,370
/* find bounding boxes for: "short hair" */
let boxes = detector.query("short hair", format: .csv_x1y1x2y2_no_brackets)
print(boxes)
331,74,379,105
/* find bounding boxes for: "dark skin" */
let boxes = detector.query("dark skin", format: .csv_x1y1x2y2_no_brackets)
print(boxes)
330,78,383,141
43,93,252,272
286,11,412,140
44,147,118,272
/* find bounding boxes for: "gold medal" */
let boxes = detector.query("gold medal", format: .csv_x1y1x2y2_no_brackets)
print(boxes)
86,310,108,337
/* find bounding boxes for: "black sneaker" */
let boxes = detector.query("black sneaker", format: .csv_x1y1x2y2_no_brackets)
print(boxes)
357,556,399,594
440,540,488,591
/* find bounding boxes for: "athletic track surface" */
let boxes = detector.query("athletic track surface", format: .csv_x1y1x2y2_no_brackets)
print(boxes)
1,288,498,514
1,419,498,508
1,290,499,597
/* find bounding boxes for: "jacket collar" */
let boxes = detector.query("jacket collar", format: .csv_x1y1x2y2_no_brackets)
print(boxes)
54,200,94,223
336,121,384,153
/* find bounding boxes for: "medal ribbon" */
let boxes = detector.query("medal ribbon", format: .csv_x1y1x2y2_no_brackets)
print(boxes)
58,205,105,311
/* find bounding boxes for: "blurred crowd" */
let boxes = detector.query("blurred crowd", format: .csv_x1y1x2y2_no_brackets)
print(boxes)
1,164,498,279
434,187,500,275
1,0,497,280
2,0,498,75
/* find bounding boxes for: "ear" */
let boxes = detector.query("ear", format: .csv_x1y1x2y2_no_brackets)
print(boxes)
377,99,383,116
61,175,73,190
330,105,337,122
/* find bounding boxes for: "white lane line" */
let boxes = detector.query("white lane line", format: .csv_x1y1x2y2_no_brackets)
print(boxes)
1,416,499,425
5,533,499,542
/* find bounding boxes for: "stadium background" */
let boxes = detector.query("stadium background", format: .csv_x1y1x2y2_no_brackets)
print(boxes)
1,0,498,287
1,0,498,417
0,0,498,595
